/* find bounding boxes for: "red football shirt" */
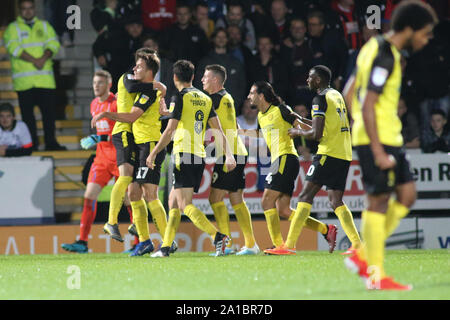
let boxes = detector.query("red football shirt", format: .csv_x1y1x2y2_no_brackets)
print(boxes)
90,92,117,162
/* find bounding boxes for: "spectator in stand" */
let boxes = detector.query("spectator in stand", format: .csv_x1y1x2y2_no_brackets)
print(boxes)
329,0,363,52
194,28,247,111
0,103,33,157
141,0,176,33
227,24,254,89
4,0,66,151
90,0,121,35
193,1,215,39
237,98,259,157
44,0,77,47
205,0,226,22
279,17,313,98
215,1,257,52
307,10,348,91
421,109,450,153
141,34,176,104
269,0,291,46
292,103,317,161
398,98,420,149
248,35,290,103
93,15,144,92
159,3,209,66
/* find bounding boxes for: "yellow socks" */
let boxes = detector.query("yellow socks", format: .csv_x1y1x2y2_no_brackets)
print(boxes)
335,204,361,248
289,209,328,235
232,202,256,248
130,200,150,242
148,199,167,238
108,176,132,225
385,198,410,239
361,210,386,279
263,208,283,247
285,202,312,249
211,201,230,238
162,208,181,247
184,204,217,239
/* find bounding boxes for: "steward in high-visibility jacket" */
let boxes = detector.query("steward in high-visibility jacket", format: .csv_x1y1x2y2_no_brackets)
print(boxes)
4,15,60,91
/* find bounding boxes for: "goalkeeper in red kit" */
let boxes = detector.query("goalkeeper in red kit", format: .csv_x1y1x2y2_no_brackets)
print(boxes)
62,70,137,253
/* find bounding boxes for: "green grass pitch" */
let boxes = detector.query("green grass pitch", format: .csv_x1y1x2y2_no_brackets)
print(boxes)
0,249,449,300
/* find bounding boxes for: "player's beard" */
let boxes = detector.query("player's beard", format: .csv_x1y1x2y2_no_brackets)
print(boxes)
402,37,415,56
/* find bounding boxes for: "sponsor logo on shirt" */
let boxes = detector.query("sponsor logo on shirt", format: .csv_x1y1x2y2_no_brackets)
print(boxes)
371,66,389,87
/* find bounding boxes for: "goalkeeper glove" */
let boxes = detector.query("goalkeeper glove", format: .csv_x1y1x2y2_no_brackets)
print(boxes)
80,135,101,150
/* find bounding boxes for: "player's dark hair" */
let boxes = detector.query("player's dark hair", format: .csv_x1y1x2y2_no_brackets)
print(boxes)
0,103,15,117
176,2,192,11
211,27,228,41
307,10,325,25
205,64,227,84
289,17,306,28
173,60,195,83
227,0,243,11
430,109,446,119
253,81,282,105
311,65,332,86
391,0,438,32
195,1,208,10
135,48,160,76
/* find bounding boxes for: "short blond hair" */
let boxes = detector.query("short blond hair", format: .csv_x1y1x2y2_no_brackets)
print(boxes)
94,70,112,83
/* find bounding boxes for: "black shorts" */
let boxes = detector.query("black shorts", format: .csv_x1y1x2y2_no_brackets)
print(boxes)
305,154,350,191
133,142,166,184
112,131,136,166
173,153,205,193
264,154,300,196
212,155,247,192
356,145,414,195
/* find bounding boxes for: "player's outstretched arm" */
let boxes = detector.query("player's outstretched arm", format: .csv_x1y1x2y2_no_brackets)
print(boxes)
237,128,260,138
288,117,322,141
208,116,236,172
91,108,144,128
146,118,179,169
153,81,167,98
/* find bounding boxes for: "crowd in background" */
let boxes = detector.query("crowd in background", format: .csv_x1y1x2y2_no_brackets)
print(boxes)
1,0,449,158
88,0,450,156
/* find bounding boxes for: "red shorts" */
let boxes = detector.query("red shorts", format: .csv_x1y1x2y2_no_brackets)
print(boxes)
88,143,119,187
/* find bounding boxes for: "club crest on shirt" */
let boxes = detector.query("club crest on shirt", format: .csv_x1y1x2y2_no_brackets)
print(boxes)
139,95,149,105
312,104,319,111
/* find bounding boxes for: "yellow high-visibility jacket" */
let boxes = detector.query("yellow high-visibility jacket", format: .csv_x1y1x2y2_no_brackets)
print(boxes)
4,16,60,91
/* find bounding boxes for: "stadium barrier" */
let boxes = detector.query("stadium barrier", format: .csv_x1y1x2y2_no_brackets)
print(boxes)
318,217,450,250
191,153,450,214
0,156,54,225
0,220,317,255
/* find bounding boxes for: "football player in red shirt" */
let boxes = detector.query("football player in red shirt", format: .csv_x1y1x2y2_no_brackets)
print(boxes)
62,70,136,253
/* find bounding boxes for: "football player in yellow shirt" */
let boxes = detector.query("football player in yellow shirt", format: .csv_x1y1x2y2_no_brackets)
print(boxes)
201,64,259,255
147,60,237,257
243,81,335,253
92,49,172,256
342,0,437,290
265,65,361,256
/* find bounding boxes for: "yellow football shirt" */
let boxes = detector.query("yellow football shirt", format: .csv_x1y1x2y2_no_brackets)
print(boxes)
210,89,247,157
257,104,298,163
132,89,162,144
112,72,154,135
351,35,403,147
172,87,215,158
311,88,352,161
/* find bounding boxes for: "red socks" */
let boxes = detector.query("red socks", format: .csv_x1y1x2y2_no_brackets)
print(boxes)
79,198,97,242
